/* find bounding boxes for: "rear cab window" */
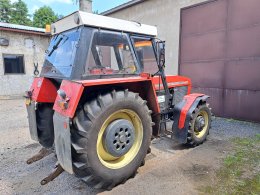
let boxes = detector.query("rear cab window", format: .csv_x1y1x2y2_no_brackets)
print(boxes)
85,30,138,75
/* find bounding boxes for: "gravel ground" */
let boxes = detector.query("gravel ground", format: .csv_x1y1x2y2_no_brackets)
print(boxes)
211,117,260,140
0,99,259,195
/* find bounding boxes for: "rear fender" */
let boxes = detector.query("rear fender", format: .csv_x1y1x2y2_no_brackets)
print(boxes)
53,79,160,117
28,77,57,103
53,78,160,134
80,80,160,135
172,94,209,144
53,80,84,118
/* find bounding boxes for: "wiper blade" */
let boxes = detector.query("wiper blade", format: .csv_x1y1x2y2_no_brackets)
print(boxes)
48,36,64,57
47,34,69,57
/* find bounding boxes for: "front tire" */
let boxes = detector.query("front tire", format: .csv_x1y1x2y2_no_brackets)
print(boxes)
186,103,212,146
71,90,153,189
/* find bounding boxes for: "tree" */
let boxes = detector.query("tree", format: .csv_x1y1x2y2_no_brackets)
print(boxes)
9,0,31,26
0,0,12,22
33,6,58,28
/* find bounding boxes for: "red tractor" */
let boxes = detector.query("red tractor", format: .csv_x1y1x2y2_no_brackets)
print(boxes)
25,11,212,189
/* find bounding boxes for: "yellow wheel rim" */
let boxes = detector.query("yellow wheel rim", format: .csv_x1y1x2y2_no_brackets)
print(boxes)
96,109,143,169
194,110,209,138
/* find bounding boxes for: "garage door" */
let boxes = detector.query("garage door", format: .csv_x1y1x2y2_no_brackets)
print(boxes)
179,0,260,122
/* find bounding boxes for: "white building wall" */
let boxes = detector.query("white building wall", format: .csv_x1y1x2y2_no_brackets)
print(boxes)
0,31,49,97
106,0,208,75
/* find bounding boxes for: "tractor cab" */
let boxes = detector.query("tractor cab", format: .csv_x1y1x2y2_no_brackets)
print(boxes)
41,11,160,80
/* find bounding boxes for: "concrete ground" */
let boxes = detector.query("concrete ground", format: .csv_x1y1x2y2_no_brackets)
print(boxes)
0,99,259,195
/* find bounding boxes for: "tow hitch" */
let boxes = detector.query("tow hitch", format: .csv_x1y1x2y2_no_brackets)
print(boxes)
26,147,64,185
40,163,64,185
26,147,53,164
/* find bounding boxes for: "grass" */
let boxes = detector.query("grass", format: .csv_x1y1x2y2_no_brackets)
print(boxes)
201,134,260,195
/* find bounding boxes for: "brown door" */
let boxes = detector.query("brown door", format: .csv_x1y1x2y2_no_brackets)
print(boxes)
179,0,260,122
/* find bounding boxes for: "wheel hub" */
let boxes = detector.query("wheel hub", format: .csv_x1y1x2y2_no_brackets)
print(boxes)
103,119,135,157
195,116,205,131
119,134,127,143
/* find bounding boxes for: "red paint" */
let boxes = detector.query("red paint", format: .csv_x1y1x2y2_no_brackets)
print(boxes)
53,80,84,118
77,76,150,87
30,77,57,103
54,77,160,118
78,76,160,114
178,93,204,129
63,122,68,129
77,75,190,92
151,75,192,93
140,73,151,78
150,81,160,114
89,68,114,75
53,75,191,118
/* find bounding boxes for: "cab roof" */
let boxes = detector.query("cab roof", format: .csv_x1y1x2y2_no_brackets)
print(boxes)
51,11,157,37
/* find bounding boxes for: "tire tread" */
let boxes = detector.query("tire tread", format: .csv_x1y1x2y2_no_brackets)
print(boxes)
186,103,212,146
71,90,152,189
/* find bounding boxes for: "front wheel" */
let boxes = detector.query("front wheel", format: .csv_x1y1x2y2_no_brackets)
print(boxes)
186,103,212,146
71,90,153,189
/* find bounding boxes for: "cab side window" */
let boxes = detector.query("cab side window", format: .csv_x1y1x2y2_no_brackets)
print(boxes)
132,38,158,74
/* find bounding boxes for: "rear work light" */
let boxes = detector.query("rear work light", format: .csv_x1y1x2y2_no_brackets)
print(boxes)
57,90,70,110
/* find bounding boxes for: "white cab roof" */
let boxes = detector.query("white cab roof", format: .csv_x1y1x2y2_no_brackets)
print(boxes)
51,11,157,36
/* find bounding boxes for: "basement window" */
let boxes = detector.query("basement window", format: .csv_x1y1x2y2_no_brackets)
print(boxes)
3,54,25,74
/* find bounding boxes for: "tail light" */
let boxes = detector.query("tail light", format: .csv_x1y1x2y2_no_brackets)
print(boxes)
57,90,70,110
24,90,33,98
57,89,66,99
24,90,34,105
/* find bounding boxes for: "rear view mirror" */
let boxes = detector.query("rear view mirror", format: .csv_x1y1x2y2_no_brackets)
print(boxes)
156,41,165,68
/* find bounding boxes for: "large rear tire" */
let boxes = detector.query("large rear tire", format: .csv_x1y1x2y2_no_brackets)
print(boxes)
71,90,153,189
186,103,212,146
36,103,54,148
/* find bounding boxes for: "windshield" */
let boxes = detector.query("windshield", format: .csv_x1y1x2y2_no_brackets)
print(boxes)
41,28,81,78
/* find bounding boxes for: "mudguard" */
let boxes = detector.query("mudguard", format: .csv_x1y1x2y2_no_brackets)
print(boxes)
26,101,38,141
171,94,209,144
53,112,73,174
29,77,57,103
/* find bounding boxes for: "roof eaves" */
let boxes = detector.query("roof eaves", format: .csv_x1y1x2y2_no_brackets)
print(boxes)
0,26,50,36
0,27,49,36
0,22,46,33
101,0,145,16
